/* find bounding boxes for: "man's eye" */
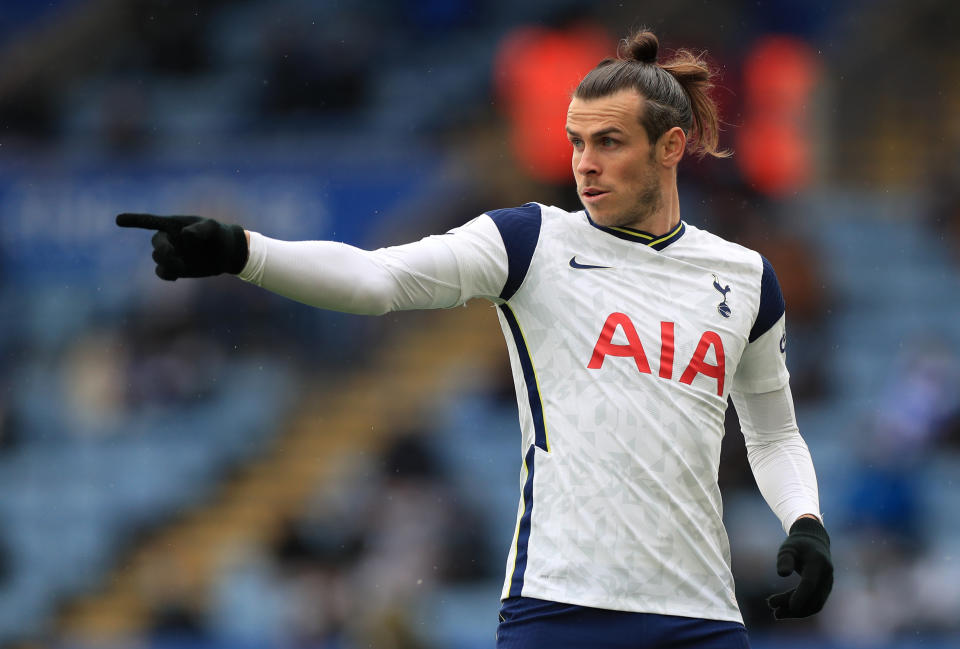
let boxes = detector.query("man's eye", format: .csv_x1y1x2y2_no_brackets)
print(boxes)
570,138,583,148
601,137,617,147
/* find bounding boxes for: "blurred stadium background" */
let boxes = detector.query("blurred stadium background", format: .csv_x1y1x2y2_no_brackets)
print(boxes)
0,0,958,648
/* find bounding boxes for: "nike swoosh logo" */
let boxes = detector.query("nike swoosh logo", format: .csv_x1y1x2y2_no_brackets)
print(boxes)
569,256,612,270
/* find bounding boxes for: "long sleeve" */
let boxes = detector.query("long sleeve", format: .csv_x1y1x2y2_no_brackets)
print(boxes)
730,255,821,532
237,215,510,315
731,383,822,533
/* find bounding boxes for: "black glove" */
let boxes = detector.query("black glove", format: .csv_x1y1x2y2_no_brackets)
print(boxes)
116,213,249,281
767,517,833,619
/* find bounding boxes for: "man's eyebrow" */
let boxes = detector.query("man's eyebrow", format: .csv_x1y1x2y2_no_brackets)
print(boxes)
565,127,626,138
591,127,626,138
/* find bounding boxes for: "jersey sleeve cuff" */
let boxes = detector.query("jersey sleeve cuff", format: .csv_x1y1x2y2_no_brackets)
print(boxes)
237,231,267,284
782,508,825,535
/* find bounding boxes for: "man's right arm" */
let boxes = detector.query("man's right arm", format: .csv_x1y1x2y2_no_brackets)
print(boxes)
237,232,457,315
118,212,509,315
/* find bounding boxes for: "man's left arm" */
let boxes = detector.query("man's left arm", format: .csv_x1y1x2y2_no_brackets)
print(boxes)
731,383,833,619
731,256,833,618
730,312,833,619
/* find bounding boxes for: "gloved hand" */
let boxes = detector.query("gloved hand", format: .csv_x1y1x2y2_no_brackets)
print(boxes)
116,213,249,281
767,517,833,619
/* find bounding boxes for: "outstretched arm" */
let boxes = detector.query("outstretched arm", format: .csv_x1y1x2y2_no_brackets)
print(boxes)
239,231,465,315
117,213,509,315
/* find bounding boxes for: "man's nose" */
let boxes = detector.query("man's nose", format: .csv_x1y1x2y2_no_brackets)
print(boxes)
576,147,600,175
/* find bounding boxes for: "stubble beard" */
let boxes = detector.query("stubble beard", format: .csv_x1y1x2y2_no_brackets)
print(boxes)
585,153,664,230
603,170,662,230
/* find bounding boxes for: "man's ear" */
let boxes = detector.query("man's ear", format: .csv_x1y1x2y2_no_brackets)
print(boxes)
658,126,687,168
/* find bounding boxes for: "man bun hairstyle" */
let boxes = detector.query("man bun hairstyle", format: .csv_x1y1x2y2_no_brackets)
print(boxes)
625,29,659,64
575,28,729,159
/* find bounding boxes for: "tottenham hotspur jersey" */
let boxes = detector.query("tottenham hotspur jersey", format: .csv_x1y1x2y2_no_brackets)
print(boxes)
433,202,792,624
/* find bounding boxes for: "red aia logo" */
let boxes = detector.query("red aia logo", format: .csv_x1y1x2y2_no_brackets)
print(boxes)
587,312,726,396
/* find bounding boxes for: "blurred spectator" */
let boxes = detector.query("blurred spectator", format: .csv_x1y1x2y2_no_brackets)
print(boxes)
276,523,359,648
352,432,468,611
841,337,960,544
149,601,210,645
61,328,128,434
865,336,960,465
143,549,211,646
209,428,492,649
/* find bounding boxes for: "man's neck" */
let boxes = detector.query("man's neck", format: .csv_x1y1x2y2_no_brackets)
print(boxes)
623,183,681,234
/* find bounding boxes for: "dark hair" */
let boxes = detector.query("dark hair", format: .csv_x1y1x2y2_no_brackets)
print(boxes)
574,29,729,158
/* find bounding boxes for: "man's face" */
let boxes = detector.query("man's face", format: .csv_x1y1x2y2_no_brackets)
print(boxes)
566,89,662,229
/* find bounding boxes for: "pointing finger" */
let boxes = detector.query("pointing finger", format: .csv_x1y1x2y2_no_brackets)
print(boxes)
116,213,182,233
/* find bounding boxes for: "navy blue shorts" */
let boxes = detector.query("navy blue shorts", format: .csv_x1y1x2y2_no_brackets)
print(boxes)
496,597,751,649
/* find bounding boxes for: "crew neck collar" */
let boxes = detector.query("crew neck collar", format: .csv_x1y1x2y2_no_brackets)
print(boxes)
585,212,686,251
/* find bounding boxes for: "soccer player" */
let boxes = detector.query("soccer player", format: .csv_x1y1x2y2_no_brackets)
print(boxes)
117,29,832,649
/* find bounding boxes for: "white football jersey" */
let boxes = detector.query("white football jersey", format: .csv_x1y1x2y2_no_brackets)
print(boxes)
436,203,791,624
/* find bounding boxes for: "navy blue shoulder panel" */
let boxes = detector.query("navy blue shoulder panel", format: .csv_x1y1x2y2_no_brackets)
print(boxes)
487,202,543,301
749,255,786,343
